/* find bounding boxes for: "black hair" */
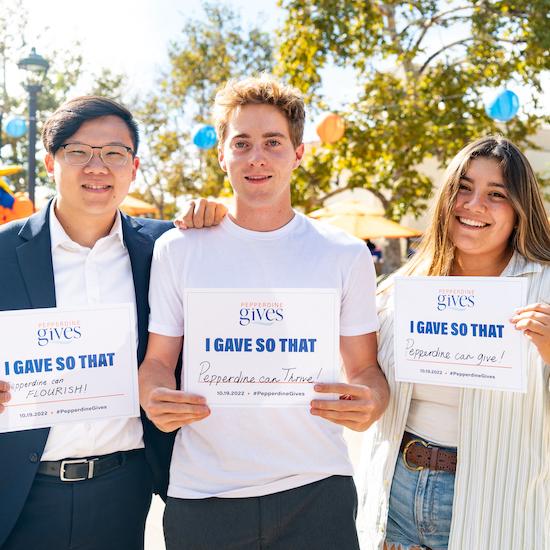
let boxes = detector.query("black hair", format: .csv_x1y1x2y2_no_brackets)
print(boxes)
42,95,139,154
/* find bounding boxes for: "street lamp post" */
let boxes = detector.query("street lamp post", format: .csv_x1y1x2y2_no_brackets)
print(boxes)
17,47,49,208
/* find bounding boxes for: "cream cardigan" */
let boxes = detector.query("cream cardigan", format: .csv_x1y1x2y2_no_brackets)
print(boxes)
357,253,550,550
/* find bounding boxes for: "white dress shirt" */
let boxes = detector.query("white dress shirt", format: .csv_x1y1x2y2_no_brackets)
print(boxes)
41,202,144,461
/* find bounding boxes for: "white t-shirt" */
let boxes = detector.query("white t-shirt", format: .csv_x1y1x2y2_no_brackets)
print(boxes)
149,213,378,498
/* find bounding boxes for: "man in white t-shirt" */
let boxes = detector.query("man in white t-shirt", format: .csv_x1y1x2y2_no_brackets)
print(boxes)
139,76,390,549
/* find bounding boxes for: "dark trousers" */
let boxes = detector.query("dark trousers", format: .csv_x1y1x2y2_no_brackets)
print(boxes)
2,450,152,550
163,475,359,550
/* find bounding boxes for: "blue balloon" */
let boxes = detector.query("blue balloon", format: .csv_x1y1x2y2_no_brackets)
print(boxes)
485,90,520,122
192,124,217,149
5,117,27,138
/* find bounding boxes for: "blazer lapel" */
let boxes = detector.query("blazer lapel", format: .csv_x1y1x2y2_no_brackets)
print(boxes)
121,214,156,363
16,203,56,309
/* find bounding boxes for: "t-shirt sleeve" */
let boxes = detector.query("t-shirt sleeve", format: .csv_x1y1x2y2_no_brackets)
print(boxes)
340,245,379,336
148,236,185,337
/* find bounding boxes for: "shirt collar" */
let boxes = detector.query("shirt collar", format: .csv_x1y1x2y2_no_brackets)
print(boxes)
49,199,125,250
501,250,542,277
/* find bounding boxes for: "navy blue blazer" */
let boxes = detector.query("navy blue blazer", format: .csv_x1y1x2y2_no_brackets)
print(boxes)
0,202,175,546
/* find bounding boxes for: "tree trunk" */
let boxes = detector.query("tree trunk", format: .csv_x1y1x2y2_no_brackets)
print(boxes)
382,239,403,275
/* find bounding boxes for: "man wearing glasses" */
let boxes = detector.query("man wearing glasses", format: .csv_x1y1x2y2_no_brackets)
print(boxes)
0,96,224,550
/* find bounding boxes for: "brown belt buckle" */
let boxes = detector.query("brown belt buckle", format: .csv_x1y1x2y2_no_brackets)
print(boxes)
402,438,428,471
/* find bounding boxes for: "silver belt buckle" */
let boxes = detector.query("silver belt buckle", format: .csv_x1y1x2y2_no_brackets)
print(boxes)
60,458,97,481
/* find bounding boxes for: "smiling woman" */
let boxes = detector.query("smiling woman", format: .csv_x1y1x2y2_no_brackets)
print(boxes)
358,136,550,550
404,136,550,278
449,156,517,274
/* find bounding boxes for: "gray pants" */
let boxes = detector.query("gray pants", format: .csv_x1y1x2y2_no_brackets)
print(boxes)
163,475,359,550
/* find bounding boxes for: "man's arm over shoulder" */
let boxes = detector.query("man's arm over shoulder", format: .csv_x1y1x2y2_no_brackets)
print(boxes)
130,195,227,242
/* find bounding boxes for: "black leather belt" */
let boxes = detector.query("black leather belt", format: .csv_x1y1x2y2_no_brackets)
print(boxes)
37,449,142,482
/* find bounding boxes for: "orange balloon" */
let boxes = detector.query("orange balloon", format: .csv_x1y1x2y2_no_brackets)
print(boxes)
0,192,33,225
316,113,345,143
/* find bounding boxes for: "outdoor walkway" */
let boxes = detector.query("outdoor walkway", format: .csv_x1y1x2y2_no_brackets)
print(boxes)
145,495,166,550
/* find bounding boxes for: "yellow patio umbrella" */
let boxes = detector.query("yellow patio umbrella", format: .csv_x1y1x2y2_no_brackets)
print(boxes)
120,195,159,217
308,199,422,240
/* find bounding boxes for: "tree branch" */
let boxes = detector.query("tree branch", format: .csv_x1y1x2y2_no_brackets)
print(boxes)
315,183,354,206
410,13,472,54
418,37,473,75
364,186,389,211
384,4,415,78
418,33,527,75
400,5,472,43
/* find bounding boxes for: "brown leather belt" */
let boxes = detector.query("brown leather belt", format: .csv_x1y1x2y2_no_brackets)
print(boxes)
400,431,457,473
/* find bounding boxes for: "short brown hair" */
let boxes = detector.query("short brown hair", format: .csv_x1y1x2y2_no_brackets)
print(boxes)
213,76,305,148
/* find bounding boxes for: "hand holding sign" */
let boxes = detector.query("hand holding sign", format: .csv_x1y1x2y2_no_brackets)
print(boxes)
139,333,211,432
141,387,210,432
511,302,550,364
141,387,210,433
0,380,10,413
310,332,387,431
311,382,382,431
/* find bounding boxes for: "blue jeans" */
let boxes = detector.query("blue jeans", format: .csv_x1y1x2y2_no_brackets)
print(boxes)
385,441,456,550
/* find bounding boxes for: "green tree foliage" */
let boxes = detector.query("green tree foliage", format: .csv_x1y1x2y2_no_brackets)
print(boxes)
134,2,273,218
1,0,32,186
0,0,125,193
89,68,127,102
278,0,550,221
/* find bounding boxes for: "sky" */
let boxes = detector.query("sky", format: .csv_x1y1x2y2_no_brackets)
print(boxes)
33,0,281,90
4,1,549,144
13,0,281,94
4,0,361,143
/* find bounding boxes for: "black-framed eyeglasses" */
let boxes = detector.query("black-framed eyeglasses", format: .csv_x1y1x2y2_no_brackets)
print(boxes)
60,143,135,167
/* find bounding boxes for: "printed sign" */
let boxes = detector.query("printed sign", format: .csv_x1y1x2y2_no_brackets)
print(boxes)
184,288,340,406
394,277,527,392
0,304,139,432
